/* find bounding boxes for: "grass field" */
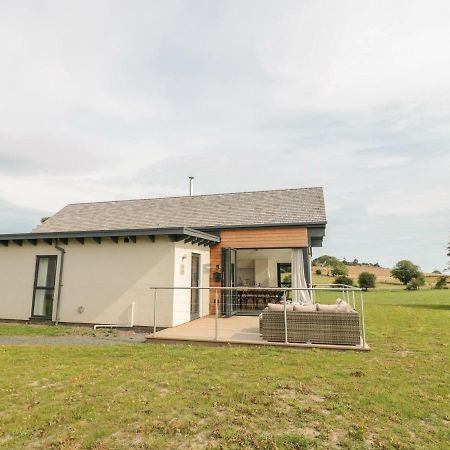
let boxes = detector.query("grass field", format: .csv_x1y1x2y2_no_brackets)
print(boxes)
312,264,404,286
312,269,447,290
312,273,406,291
0,289,449,449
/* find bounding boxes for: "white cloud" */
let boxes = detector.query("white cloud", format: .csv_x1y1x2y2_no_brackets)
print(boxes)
260,1,450,112
0,0,449,270
367,156,410,169
365,190,448,217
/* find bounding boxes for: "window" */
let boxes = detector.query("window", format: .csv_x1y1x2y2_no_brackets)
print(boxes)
277,263,292,288
31,256,57,318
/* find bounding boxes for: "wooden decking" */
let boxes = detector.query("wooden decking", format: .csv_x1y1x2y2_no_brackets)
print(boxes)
146,315,370,351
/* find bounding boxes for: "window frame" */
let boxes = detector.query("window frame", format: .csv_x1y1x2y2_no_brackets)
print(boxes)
31,255,58,319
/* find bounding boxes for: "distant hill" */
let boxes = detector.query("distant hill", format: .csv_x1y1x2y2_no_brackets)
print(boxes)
313,263,399,283
313,263,443,288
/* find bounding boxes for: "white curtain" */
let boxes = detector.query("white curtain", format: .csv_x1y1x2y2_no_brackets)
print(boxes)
291,249,311,304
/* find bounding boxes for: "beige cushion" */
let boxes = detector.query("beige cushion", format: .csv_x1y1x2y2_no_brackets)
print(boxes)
336,300,350,312
336,298,356,312
267,303,294,312
293,303,317,312
336,299,346,310
317,303,338,312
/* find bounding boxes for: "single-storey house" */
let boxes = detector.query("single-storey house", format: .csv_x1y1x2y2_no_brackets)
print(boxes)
0,187,326,328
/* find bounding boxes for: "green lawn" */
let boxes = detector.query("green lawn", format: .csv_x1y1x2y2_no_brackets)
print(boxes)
0,323,106,337
0,290,449,449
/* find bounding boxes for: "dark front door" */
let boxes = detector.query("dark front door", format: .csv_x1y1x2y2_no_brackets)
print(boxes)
31,256,57,319
190,253,201,320
222,247,237,316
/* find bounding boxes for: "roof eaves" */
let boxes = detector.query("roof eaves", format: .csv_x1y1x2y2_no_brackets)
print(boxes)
0,227,220,244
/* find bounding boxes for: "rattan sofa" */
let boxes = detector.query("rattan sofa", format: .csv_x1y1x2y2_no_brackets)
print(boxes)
260,309,361,346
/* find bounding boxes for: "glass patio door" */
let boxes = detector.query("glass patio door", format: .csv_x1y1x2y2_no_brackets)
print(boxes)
31,256,57,319
222,247,237,316
190,253,201,320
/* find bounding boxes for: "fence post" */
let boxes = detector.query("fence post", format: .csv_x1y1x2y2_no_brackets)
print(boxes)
351,290,356,309
359,290,366,348
283,291,288,344
153,288,157,337
214,288,219,341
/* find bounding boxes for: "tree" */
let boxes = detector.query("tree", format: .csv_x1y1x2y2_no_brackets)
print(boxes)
358,272,376,291
406,275,425,290
313,255,348,277
334,275,354,286
391,260,422,285
432,270,442,274
447,241,450,271
313,255,340,267
435,276,448,289
40,216,50,223
331,262,348,277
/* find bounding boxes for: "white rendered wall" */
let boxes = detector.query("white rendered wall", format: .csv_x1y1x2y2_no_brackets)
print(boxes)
0,244,61,320
254,259,269,286
60,236,175,327
172,241,210,326
0,236,212,328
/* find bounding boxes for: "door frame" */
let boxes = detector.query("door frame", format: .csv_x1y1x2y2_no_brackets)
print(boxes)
190,252,201,321
31,255,58,320
277,262,292,288
221,247,237,316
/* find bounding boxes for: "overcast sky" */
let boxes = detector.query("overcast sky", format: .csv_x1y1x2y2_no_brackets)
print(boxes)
0,0,449,271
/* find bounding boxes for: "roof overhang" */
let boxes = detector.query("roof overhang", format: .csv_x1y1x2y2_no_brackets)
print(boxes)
199,221,327,231
0,227,220,247
307,226,326,247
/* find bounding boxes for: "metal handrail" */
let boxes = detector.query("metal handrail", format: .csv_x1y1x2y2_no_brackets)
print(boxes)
313,283,360,289
149,285,362,291
148,285,367,348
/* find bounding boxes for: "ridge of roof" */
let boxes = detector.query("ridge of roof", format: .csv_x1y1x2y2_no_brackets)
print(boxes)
64,186,324,207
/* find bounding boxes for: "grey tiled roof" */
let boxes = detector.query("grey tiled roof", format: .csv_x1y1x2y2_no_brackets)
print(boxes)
33,187,326,233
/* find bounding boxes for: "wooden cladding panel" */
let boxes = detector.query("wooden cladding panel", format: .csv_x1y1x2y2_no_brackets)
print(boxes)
208,226,308,313
209,243,222,314
220,226,308,249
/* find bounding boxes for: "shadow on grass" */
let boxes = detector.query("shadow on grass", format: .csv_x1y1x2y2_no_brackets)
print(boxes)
398,304,450,311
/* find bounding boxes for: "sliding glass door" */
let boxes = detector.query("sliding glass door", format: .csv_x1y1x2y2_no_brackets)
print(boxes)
31,256,57,319
222,247,237,316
